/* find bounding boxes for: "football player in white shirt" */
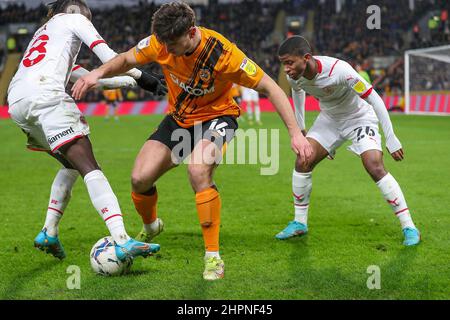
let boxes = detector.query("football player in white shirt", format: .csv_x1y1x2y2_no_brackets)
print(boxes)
7,0,166,261
276,36,420,246
241,87,262,125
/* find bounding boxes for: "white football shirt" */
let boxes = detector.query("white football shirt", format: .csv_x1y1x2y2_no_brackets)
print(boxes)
288,56,375,121
8,13,109,104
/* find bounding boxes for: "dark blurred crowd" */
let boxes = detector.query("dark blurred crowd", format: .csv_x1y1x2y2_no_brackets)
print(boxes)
76,0,282,101
310,0,449,95
1,0,449,102
200,0,282,81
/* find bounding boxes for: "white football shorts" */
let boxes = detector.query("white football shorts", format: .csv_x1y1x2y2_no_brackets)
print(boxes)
8,93,90,153
242,88,259,102
306,110,382,158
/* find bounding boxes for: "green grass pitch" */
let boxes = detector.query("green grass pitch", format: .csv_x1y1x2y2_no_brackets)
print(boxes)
0,112,449,299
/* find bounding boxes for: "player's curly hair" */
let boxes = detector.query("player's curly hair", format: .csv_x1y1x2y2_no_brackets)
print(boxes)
278,36,313,57
46,0,92,20
151,1,196,43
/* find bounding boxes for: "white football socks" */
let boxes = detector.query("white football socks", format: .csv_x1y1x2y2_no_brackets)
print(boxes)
43,168,79,237
376,173,416,230
247,103,253,120
292,170,312,225
84,170,130,245
143,219,160,234
254,104,261,122
205,251,221,259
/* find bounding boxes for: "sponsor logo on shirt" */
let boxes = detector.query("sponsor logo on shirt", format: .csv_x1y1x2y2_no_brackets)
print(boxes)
240,58,257,76
170,73,215,96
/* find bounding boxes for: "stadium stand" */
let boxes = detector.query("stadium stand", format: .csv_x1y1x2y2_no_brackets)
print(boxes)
0,0,448,105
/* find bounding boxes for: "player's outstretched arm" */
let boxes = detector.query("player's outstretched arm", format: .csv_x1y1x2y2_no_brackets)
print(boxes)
255,73,313,163
69,13,143,80
70,65,137,89
72,49,141,100
89,41,166,95
365,90,404,161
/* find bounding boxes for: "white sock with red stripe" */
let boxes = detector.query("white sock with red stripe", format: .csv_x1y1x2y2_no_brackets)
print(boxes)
44,168,79,237
376,173,416,229
293,170,312,225
84,170,130,245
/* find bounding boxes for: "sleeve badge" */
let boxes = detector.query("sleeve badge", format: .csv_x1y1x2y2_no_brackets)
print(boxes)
240,58,257,76
137,36,151,51
352,79,367,94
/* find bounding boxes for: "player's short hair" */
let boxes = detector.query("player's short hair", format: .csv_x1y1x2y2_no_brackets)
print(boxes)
46,0,92,20
151,1,196,43
278,36,313,57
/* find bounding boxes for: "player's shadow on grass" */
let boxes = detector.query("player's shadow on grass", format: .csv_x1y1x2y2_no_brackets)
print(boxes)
380,245,420,297
2,260,60,299
122,253,164,279
125,269,151,276
285,239,371,299
285,233,420,299
165,231,203,240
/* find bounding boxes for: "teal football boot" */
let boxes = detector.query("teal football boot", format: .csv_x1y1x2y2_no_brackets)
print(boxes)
275,221,308,240
34,228,66,260
114,238,160,261
402,227,421,246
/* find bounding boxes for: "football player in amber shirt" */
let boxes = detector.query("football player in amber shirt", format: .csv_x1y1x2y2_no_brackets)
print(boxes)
103,88,123,120
72,1,313,281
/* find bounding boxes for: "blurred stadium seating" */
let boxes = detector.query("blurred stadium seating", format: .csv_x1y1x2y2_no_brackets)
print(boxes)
0,0,449,105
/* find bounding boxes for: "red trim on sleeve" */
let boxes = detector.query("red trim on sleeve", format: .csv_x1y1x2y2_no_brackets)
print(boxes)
89,39,106,50
72,65,81,72
51,134,84,152
316,58,322,74
328,60,339,77
360,87,373,99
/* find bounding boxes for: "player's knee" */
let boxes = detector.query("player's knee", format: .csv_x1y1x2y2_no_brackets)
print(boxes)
295,157,313,173
366,163,387,181
131,173,152,193
188,165,212,191
188,165,210,182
